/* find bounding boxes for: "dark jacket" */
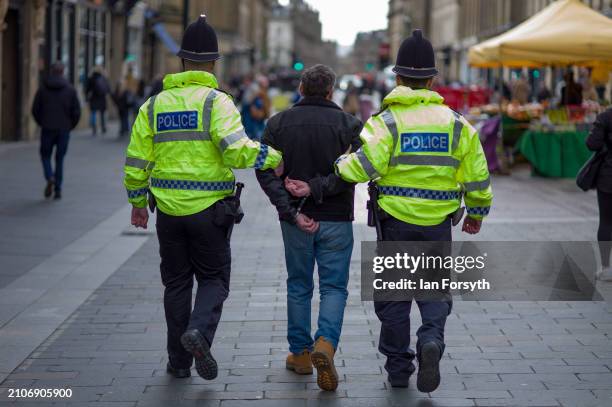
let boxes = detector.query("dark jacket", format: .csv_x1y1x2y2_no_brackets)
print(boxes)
85,72,110,110
31,75,81,131
256,96,363,223
586,107,612,193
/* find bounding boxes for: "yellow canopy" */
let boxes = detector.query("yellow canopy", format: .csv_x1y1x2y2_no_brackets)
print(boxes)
468,0,612,68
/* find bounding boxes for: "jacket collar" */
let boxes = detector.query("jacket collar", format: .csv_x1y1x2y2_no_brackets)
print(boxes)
294,96,342,110
382,86,444,109
163,71,219,90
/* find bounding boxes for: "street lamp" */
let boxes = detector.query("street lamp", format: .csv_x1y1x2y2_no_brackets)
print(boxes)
183,0,190,29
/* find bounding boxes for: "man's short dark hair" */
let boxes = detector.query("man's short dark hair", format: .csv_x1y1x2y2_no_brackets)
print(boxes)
51,62,65,76
397,75,432,89
300,64,336,97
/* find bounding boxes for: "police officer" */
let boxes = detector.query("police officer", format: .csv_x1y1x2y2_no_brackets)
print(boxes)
335,30,493,392
123,15,282,380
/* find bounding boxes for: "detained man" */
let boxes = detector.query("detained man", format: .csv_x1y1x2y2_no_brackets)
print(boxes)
256,64,362,391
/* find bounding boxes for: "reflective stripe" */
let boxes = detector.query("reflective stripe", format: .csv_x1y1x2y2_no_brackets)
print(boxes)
154,131,207,143
151,178,234,191
148,95,157,131
202,90,217,138
463,177,491,192
394,155,460,168
451,111,463,151
219,130,248,152
379,186,460,201
381,110,400,166
356,148,379,179
125,157,151,169
467,206,490,216
254,144,269,170
126,187,148,199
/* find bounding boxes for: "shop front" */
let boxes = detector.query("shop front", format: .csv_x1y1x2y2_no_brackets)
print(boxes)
46,0,109,91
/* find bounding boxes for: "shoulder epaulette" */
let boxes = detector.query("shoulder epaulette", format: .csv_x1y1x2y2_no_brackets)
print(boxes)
372,107,387,117
214,88,234,100
449,107,463,119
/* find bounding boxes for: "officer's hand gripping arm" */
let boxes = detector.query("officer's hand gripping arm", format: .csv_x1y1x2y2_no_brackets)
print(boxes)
255,127,297,223
124,100,155,209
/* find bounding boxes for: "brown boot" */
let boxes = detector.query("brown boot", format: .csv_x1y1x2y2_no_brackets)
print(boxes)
311,337,339,391
286,349,312,375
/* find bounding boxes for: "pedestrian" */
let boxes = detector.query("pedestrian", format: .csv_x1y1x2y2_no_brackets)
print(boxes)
586,107,612,281
256,64,362,392
123,15,283,381
31,62,81,200
241,75,270,141
342,81,360,116
511,73,531,104
560,70,583,106
112,80,133,138
85,65,110,136
334,30,493,392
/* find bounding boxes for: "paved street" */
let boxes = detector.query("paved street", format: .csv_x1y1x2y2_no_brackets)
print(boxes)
1,128,612,407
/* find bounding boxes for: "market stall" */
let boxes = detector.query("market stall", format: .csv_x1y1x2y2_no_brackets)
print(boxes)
467,0,612,177
468,0,612,69
517,109,595,177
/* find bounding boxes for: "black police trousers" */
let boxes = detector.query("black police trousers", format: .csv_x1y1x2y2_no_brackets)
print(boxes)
156,205,231,369
374,216,452,380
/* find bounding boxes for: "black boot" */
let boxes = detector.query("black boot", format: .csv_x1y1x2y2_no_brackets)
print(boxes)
166,362,191,379
44,178,55,199
417,342,441,393
180,329,217,380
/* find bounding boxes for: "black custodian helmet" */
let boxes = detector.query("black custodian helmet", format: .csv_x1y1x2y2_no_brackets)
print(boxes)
177,14,221,62
392,29,438,79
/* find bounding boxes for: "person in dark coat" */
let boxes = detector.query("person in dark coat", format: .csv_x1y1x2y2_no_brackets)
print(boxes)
256,64,362,391
560,71,583,106
112,80,134,138
85,66,110,136
31,62,81,199
587,107,612,281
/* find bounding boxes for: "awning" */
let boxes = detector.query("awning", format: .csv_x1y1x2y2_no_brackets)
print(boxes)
468,0,612,68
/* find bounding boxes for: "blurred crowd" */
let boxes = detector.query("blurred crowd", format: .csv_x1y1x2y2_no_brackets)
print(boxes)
79,64,611,142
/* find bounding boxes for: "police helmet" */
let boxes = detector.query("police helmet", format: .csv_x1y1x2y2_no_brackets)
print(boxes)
177,14,221,62
392,29,438,79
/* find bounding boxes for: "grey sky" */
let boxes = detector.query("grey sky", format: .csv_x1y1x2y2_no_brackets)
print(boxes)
279,0,389,47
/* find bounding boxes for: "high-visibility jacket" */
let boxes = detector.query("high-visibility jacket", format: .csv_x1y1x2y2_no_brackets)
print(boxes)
124,71,282,216
336,86,493,226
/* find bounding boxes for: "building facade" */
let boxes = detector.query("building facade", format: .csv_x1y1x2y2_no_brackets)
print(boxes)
181,0,272,83
388,0,431,63
267,3,293,69
289,0,323,70
389,0,612,84
266,0,328,72
0,0,280,141
0,0,120,142
351,29,389,74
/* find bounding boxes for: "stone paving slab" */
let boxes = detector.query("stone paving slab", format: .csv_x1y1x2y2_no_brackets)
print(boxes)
0,124,129,290
0,164,611,406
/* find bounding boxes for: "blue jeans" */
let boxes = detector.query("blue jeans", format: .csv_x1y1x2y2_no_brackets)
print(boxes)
39,129,70,191
280,221,353,354
90,109,106,134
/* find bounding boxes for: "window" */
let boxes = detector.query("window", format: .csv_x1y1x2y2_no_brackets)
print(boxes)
46,0,76,82
78,4,107,88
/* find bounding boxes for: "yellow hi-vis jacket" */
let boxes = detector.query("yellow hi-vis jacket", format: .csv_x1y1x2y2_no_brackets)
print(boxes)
335,86,493,226
124,71,282,216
